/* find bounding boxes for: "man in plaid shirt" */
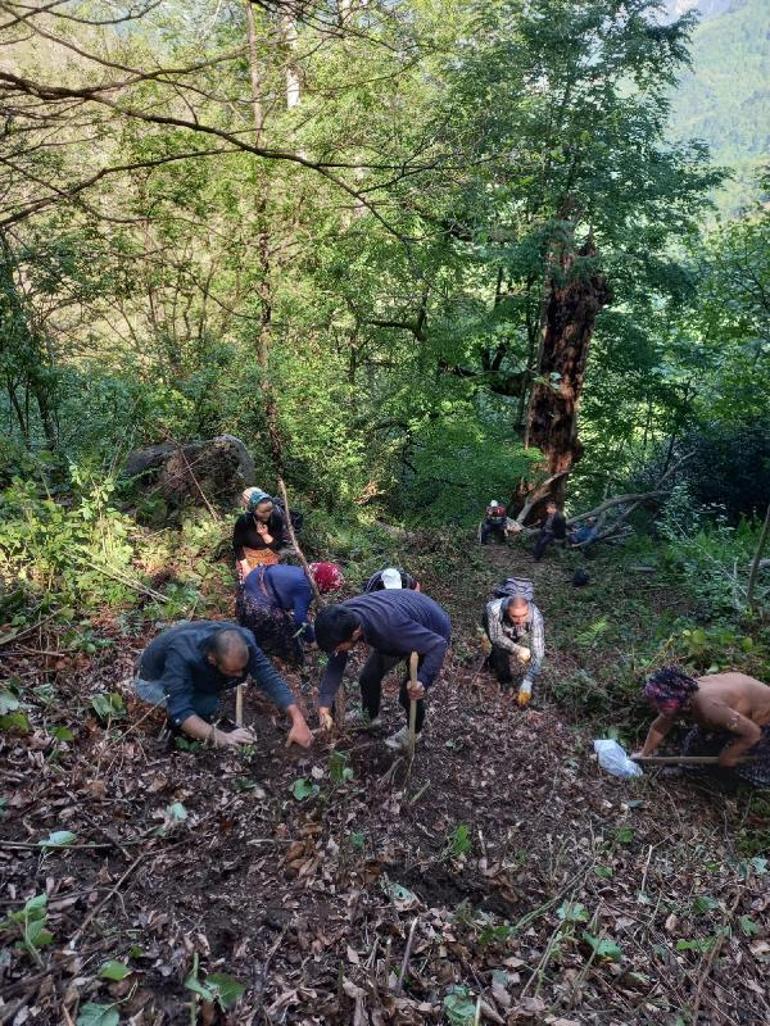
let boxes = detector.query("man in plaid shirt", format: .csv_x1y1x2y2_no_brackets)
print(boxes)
482,594,545,706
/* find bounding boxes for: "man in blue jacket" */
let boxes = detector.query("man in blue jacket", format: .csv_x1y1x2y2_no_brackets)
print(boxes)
315,591,451,751
134,620,312,749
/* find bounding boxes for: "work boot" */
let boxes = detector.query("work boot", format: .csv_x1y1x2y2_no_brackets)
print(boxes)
345,708,382,731
385,726,422,751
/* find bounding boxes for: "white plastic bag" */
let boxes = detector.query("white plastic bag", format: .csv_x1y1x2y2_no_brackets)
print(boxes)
593,739,643,778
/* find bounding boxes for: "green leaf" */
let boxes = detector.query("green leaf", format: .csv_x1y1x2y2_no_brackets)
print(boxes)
292,778,317,801
38,830,77,849
165,802,188,823
614,826,635,844
205,972,246,1008
692,895,719,915
739,916,760,937
0,690,20,715
184,972,216,1002
51,725,75,742
329,750,354,784
99,960,132,981
558,901,589,923
593,865,613,879
443,984,476,1026
90,693,126,722
583,932,622,960
0,711,30,733
349,831,365,851
675,937,715,953
76,1002,119,1026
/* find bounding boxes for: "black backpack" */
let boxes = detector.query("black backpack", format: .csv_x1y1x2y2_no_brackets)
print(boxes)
272,497,304,533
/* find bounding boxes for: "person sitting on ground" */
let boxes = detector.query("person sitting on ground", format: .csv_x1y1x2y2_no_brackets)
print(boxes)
238,561,344,665
363,566,420,592
533,500,567,561
233,488,289,580
134,620,312,749
569,516,598,548
480,499,509,545
635,666,770,786
482,593,545,706
314,590,451,751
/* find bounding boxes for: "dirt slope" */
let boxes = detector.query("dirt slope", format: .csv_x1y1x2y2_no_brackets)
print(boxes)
1,539,768,1025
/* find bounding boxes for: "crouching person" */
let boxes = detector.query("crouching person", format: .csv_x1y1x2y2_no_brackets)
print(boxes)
482,591,545,706
134,620,312,749
314,590,451,751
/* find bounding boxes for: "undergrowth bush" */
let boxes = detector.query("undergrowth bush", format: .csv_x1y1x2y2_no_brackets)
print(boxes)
655,484,768,617
0,474,135,610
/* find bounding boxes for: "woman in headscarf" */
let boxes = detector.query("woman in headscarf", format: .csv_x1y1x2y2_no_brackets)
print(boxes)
635,665,770,786
233,488,288,581
237,561,344,665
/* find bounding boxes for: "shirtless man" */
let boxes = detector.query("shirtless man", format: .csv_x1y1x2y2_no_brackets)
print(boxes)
635,665,770,784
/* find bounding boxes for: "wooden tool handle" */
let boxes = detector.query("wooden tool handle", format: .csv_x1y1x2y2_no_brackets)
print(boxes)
407,653,419,756
235,684,244,727
632,754,756,766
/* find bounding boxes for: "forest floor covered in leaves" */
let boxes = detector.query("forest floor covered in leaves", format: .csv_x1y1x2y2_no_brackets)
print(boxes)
2,536,770,1026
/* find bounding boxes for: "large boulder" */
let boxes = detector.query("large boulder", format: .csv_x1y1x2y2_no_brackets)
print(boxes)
124,435,255,509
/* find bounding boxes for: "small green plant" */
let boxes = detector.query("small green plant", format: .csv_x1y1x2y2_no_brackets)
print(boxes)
185,955,245,1011
76,1003,119,1026
98,960,132,981
329,750,354,785
445,823,472,859
349,831,365,851
38,830,77,850
90,693,126,723
692,895,720,915
739,916,760,937
558,901,590,924
443,984,476,1026
583,932,623,960
1,893,54,964
292,778,319,801
614,826,635,845
675,936,718,953
159,802,188,834
175,736,202,752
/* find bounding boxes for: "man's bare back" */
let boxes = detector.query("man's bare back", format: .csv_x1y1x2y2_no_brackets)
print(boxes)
692,673,770,730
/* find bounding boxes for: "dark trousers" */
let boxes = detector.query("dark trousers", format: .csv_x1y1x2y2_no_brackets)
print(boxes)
359,651,426,733
533,530,556,561
481,521,506,545
481,610,514,688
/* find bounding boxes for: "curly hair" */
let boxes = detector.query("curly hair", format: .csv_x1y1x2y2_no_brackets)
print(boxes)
644,665,699,710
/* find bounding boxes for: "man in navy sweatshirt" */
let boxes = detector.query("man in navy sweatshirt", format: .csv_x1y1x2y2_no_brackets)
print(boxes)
314,590,451,751
134,620,312,749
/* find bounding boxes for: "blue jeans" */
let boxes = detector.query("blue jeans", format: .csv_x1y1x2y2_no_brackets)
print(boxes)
134,677,218,724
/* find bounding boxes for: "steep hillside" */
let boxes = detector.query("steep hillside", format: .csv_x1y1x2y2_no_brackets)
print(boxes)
669,0,770,210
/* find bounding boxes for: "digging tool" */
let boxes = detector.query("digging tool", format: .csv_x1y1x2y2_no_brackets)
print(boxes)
408,652,419,760
632,754,757,766
235,684,244,727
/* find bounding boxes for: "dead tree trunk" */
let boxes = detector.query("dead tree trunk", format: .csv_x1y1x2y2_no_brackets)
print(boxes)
524,238,611,505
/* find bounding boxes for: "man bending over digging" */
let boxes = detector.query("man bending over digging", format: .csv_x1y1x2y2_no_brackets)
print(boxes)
134,620,312,749
315,590,451,751
636,666,770,786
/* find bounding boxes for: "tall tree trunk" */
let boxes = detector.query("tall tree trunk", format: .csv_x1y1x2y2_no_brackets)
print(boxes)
525,237,611,503
246,2,283,474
